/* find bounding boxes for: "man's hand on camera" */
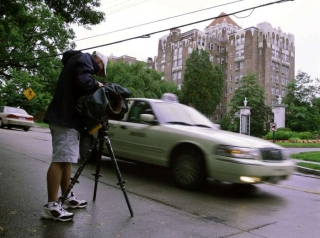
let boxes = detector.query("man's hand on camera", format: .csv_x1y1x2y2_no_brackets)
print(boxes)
98,82,104,87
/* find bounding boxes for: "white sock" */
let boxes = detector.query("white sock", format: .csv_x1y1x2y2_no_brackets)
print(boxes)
48,202,55,207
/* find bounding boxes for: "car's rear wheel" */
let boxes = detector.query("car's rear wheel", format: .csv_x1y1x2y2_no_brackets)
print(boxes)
0,119,4,128
23,127,30,131
79,131,97,163
172,147,206,190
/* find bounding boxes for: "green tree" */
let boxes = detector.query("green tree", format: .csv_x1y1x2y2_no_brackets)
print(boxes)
0,0,106,113
180,49,223,116
228,73,272,137
283,71,320,132
106,61,178,98
0,70,53,114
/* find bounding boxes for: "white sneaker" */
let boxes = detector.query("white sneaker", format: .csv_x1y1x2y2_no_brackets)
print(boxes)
62,192,87,209
41,202,74,222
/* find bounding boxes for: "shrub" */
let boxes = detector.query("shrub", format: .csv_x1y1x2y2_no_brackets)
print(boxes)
277,127,292,132
264,131,299,140
298,132,313,139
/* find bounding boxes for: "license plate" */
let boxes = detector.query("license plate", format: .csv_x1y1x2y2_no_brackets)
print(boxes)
19,117,25,120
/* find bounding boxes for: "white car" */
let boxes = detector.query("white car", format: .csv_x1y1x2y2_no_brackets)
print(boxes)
0,106,34,131
81,94,295,190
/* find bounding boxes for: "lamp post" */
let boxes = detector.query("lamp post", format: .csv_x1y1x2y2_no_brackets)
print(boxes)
239,97,251,135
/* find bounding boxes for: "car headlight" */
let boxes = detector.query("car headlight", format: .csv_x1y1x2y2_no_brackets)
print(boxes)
215,145,260,160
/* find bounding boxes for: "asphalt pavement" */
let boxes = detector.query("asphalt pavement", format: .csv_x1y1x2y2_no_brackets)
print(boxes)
0,126,319,238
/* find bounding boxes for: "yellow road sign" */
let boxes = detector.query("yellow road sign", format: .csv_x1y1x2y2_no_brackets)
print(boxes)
23,87,36,100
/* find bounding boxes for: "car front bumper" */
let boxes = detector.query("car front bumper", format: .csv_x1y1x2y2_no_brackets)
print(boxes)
206,155,295,184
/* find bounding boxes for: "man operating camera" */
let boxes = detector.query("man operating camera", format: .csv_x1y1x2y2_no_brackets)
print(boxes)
42,50,108,221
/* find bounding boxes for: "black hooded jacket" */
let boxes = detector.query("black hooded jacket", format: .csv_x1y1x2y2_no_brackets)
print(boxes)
44,51,101,131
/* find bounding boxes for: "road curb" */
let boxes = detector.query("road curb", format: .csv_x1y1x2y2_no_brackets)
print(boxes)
295,166,320,176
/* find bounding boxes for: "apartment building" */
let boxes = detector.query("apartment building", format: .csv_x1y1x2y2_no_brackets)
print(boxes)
155,12,295,121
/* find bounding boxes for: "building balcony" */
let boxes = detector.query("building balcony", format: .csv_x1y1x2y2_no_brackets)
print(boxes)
172,66,182,71
234,56,244,62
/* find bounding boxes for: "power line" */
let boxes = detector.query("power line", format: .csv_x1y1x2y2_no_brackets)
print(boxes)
103,0,150,16
78,0,292,51
16,0,294,62
75,0,244,42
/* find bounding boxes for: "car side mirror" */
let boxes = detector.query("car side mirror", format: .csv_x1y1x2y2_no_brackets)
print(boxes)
140,114,157,125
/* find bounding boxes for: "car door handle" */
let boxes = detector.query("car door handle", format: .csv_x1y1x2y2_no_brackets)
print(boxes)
120,125,127,129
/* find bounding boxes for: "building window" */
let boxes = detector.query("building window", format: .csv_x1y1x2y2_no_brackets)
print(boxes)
230,52,233,57
240,61,244,69
209,43,214,50
188,47,193,54
178,59,182,66
162,53,165,60
174,48,178,56
161,65,164,72
230,75,233,81
177,71,182,79
230,64,233,69
172,72,177,80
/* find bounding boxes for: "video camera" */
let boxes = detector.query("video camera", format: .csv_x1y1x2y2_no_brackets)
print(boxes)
75,82,132,134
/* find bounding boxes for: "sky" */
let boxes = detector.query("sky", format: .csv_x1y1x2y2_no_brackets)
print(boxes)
72,0,319,79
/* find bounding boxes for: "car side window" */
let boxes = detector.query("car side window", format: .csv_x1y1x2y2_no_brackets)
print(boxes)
0,107,3,113
127,101,154,123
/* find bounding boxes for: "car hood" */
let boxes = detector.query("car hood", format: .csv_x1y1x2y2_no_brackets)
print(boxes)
167,125,283,149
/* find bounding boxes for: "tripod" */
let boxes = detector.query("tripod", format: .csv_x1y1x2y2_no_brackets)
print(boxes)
60,115,134,217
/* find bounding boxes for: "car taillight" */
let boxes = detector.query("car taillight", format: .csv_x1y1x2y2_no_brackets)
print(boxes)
26,117,34,121
7,114,20,119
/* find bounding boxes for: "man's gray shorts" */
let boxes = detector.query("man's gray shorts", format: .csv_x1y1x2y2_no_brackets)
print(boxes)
49,122,79,163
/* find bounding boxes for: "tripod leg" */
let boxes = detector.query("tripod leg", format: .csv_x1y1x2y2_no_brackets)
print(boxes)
105,137,134,217
60,138,98,205
92,136,104,201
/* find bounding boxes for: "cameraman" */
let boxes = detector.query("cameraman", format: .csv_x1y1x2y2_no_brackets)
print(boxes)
42,50,108,221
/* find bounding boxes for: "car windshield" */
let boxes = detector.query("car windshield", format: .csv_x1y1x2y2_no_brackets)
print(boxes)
6,107,28,114
155,102,217,129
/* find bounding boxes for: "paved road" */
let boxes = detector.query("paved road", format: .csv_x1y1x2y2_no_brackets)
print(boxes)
1,127,320,238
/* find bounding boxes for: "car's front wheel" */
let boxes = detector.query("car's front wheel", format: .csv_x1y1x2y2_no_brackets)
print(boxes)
172,147,206,190
23,127,30,131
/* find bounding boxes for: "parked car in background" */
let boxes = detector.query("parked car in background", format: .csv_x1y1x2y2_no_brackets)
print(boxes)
80,94,295,190
0,106,34,131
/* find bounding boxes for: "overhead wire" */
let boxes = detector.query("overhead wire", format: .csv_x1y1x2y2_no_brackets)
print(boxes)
74,0,244,42
103,0,150,15
14,0,293,62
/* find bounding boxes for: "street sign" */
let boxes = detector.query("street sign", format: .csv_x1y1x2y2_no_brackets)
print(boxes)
23,87,36,100
270,122,277,132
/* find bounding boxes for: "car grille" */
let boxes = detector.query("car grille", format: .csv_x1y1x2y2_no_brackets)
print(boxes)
260,148,283,161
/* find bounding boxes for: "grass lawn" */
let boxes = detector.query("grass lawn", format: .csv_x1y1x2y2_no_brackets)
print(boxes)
276,142,320,148
290,151,320,163
291,151,320,171
35,122,49,128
